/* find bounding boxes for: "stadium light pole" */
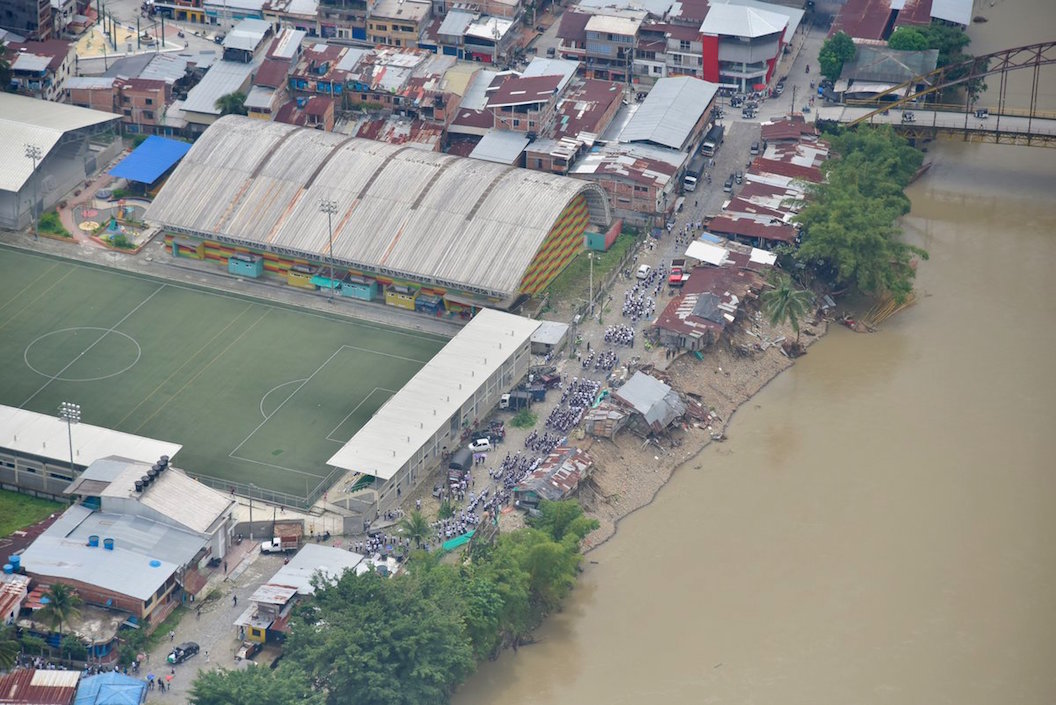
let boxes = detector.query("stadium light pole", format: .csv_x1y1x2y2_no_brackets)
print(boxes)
25,144,42,240
588,251,594,316
58,402,81,477
319,199,338,303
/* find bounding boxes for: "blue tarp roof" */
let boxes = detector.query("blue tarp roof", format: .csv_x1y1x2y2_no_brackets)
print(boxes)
109,136,191,185
74,672,147,705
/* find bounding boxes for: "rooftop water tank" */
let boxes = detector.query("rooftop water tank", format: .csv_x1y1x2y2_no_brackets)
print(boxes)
103,538,114,551
2,564,11,575
8,555,20,569
88,535,100,547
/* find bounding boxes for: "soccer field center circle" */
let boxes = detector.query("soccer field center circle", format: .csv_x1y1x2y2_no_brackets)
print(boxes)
24,327,142,382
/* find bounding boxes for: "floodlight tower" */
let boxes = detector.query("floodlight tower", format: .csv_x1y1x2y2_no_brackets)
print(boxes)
319,199,339,303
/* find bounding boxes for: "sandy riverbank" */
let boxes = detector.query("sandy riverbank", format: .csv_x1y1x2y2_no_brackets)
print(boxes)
575,318,830,553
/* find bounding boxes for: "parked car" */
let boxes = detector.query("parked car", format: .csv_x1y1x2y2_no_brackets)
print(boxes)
468,437,492,453
545,47,556,57
750,141,760,155
723,176,734,192
235,641,262,661
735,170,743,184
636,264,652,279
167,642,199,665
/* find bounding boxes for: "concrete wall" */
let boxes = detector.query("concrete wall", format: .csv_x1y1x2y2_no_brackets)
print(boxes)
0,447,80,501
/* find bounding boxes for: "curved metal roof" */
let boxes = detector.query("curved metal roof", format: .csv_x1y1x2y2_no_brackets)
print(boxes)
147,116,609,298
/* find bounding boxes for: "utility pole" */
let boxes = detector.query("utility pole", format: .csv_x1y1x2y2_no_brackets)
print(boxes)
319,199,338,303
24,144,42,240
588,251,594,316
58,402,81,476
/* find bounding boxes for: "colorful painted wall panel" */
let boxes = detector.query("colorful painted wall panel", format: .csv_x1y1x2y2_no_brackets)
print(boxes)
518,194,591,295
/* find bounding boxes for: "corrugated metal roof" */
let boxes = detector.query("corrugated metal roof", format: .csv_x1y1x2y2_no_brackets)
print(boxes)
618,76,717,150
145,116,609,299
0,93,120,194
712,0,803,38
222,18,271,51
437,8,476,36
182,60,255,115
327,309,538,479
266,544,364,594
930,0,971,25
469,130,530,164
0,669,80,705
700,3,787,37
0,404,181,468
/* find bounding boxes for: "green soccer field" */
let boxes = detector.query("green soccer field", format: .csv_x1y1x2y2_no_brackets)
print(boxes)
0,247,446,503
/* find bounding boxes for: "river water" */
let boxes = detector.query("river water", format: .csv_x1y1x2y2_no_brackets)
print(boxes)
456,8,1056,705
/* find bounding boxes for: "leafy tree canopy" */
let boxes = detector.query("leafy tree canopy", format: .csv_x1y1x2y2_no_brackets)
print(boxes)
818,31,856,81
215,91,247,116
528,499,599,545
888,26,929,51
793,125,927,302
189,664,324,705
286,571,475,705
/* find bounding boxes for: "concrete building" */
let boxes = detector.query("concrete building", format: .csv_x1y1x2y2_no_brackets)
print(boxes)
0,93,120,231
486,74,563,134
3,39,73,100
327,308,540,527
0,405,182,500
699,2,788,90
20,455,236,624
0,0,52,40
617,75,716,151
583,12,642,82
367,0,430,47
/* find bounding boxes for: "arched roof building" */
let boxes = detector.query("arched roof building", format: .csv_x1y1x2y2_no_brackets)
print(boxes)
146,116,610,308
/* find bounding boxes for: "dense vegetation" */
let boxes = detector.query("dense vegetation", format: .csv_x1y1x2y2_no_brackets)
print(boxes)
888,22,984,99
792,125,926,302
189,500,598,705
818,31,857,81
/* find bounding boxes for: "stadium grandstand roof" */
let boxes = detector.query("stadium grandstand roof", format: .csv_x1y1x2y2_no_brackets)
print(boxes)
0,404,182,467
327,309,539,480
146,116,609,299
0,93,120,193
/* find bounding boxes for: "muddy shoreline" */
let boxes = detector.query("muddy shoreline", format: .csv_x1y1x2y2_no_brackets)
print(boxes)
578,319,830,554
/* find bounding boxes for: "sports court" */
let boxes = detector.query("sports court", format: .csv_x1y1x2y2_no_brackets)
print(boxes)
0,247,446,504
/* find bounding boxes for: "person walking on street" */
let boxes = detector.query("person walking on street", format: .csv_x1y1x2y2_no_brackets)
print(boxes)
232,594,238,607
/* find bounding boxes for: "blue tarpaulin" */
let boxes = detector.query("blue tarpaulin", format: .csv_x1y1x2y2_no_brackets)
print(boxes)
109,136,191,185
74,671,148,705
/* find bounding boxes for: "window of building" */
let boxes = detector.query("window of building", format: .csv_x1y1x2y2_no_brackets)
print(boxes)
679,40,691,51
143,110,154,119
145,97,153,105
513,119,520,127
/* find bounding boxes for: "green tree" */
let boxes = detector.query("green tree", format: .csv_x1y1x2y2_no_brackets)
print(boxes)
761,273,813,344
818,31,856,81
214,91,247,116
918,22,970,68
888,26,929,51
528,499,598,544
190,664,324,705
286,571,475,705
436,498,454,519
0,627,19,670
20,635,47,657
60,634,87,662
793,125,927,303
0,43,11,93
398,510,430,548
37,583,82,638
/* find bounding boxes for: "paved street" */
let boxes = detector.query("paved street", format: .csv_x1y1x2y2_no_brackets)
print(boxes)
142,550,287,704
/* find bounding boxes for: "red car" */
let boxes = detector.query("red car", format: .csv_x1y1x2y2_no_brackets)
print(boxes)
668,267,685,287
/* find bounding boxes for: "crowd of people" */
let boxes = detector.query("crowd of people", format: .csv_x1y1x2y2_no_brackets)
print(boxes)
622,287,658,323
547,377,600,433
581,348,620,372
604,324,637,347
523,429,561,455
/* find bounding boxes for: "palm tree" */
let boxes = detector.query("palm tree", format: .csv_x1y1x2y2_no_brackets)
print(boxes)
37,583,82,639
0,627,19,671
214,91,248,116
761,273,814,345
399,510,430,548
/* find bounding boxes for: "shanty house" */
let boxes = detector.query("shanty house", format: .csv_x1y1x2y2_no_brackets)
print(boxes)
513,446,593,509
611,372,686,433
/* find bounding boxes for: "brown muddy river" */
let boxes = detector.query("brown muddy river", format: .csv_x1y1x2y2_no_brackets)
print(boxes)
456,7,1056,704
